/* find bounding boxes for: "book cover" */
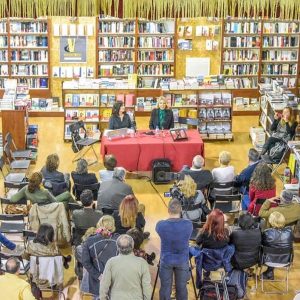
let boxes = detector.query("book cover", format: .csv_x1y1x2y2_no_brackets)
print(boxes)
172,108,179,122
72,94,80,107
78,109,86,121
116,94,125,102
108,94,116,106
125,94,134,106
101,94,108,106
79,95,86,106
101,108,112,121
65,94,72,107
65,110,72,121
86,95,94,106
93,94,99,106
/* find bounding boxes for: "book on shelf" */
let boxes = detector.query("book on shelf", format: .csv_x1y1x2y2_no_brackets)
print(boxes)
223,64,258,75
137,49,174,62
261,50,297,61
225,21,261,34
108,94,116,106
262,36,298,47
99,49,134,62
10,35,48,47
101,108,112,121
125,94,134,106
66,109,99,122
224,36,261,48
99,64,134,76
10,21,48,33
138,36,174,48
263,22,299,34
99,36,135,48
172,108,179,122
99,20,135,34
137,64,174,76
138,20,175,34
223,49,259,61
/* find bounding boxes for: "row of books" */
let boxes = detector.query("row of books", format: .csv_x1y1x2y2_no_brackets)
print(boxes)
11,64,48,76
0,65,8,75
98,65,134,76
261,64,297,75
0,37,7,47
165,94,197,107
17,78,48,88
171,108,197,122
100,93,134,106
137,50,174,62
138,21,175,34
261,50,297,61
0,22,6,33
136,97,157,111
223,49,259,61
53,66,94,78
98,36,135,48
199,108,231,120
138,37,174,48
65,94,100,107
99,108,134,122
223,36,260,48
262,77,296,88
262,36,298,47
223,64,259,75
99,21,135,33
10,21,48,33
225,77,258,88
199,93,232,105
98,50,134,62
263,22,299,34
137,64,174,76
30,98,59,111
65,109,99,121
10,36,48,47
11,50,48,61
225,21,261,34
199,122,231,133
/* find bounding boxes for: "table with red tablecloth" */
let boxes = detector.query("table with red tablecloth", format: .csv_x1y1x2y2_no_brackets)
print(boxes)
100,129,204,172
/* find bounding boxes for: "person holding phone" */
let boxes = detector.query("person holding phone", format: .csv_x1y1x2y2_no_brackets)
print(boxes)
149,96,174,130
260,107,298,156
109,101,133,130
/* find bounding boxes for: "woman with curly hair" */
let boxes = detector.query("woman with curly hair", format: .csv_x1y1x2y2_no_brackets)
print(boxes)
248,162,276,215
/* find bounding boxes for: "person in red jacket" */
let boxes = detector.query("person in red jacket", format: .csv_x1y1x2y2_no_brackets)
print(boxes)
248,163,276,215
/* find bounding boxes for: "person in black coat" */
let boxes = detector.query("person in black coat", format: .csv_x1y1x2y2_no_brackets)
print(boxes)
108,101,133,130
149,96,174,130
230,212,261,270
71,158,98,199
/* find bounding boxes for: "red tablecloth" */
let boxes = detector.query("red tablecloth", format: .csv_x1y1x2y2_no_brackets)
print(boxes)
100,129,204,172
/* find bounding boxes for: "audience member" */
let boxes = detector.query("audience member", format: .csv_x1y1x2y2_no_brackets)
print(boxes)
196,209,230,249
212,151,235,184
97,167,133,214
0,231,16,251
180,155,213,190
72,189,103,246
261,212,293,280
10,172,74,205
230,213,261,270
126,228,155,265
156,199,193,300
0,257,35,300
177,175,207,223
100,234,152,300
259,190,300,227
112,195,148,239
99,154,117,182
81,215,119,297
109,101,133,130
71,159,98,199
248,162,276,215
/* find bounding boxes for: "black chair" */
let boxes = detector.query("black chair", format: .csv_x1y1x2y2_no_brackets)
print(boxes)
0,197,27,213
68,202,84,212
74,182,100,201
3,143,30,171
210,181,237,196
0,214,26,233
5,132,32,159
213,194,242,213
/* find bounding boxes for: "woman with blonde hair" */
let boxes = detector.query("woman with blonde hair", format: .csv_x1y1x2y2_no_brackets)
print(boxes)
149,96,174,130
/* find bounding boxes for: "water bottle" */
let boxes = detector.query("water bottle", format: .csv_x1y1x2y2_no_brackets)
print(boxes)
155,126,160,136
283,166,291,184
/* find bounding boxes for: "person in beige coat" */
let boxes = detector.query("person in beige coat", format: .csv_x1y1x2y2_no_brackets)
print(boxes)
99,234,152,300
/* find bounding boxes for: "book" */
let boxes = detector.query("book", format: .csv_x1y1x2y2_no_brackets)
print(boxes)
125,94,134,106
72,95,80,106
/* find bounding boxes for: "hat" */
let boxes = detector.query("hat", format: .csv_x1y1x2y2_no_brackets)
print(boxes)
280,190,294,204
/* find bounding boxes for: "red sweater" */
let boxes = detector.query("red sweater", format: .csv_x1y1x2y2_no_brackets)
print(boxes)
248,185,276,215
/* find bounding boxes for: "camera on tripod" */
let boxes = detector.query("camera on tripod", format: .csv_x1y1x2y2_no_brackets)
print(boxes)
164,184,185,202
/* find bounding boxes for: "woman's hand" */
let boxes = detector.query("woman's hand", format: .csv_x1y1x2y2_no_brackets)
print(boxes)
274,112,281,120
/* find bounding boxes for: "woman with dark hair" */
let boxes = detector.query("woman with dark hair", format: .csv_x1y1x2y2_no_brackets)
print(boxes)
248,162,276,215
196,209,229,248
108,101,133,130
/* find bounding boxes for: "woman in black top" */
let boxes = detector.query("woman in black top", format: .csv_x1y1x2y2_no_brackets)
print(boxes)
108,101,133,130
149,96,174,130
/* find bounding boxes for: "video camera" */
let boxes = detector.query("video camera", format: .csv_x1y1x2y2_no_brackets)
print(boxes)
164,183,185,203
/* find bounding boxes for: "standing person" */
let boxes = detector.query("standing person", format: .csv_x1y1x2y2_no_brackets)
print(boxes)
108,101,133,130
149,96,174,130
100,234,152,300
156,199,193,300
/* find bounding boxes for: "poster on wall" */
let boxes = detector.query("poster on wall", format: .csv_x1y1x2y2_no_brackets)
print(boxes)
60,36,87,63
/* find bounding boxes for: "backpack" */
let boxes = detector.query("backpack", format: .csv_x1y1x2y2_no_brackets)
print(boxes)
226,269,248,299
199,280,238,300
269,141,286,163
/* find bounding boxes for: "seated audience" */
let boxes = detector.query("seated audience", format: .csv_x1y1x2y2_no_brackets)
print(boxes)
10,172,74,205
177,175,207,223
0,257,35,300
100,234,152,300
230,213,261,270
180,155,213,190
71,159,98,199
196,209,230,249
81,215,119,297
72,189,103,246
261,211,293,280
97,167,133,214
41,153,70,195
126,228,156,265
259,190,300,227
248,162,276,215
212,151,235,184
99,154,117,182
0,232,16,251
156,199,193,300
112,195,148,239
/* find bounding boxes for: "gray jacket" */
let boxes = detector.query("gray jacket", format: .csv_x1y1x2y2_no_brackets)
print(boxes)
72,208,103,229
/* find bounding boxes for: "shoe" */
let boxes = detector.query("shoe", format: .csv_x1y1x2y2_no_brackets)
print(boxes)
203,271,211,281
146,252,156,265
261,269,274,280
63,255,72,269
143,232,150,240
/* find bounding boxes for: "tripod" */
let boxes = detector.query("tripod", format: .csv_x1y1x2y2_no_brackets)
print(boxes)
151,259,198,300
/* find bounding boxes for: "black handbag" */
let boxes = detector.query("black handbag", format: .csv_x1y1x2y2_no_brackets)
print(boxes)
28,275,42,300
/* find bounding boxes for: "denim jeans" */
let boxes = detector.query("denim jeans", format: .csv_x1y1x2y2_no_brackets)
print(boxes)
159,262,190,300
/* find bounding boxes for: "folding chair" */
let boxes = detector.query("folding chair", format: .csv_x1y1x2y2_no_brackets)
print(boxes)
0,252,30,277
210,182,238,196
260,246,293,294
3,143,30,171
5,132,32,159
73,182,100,201
70,121,99,165
0,214,26,245
23,230,36,248
0,197,27,214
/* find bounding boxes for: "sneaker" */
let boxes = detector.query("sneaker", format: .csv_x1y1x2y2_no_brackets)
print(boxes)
143,232,150,240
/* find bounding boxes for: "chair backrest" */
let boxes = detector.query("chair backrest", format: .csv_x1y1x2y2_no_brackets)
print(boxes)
214,194,242,213
3,143,12,163
211,181,236,196
74,182,100,200
0,214,25,222
0,197,28,213
68,202,84,212
4,181,28,190
261,246,293,265
0,156,5,173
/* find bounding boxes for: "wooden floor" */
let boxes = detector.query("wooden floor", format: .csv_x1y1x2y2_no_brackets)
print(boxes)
0,115,299,300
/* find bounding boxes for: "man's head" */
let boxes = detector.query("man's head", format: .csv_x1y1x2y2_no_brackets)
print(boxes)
104,154,117,171
117,234,134,255
248,148,260,163
192,155,204,169
168,198,182,217
5,257,20,275
113,167,126,182
80,189,94,207
238,212,255,230
280,190,294,205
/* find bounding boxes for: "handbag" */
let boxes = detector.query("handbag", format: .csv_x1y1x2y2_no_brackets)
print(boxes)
28,275,42,300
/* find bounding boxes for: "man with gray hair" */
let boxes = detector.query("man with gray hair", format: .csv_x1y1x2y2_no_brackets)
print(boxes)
180,154,213,190
0,257,35,299
97,167,133,214
100,234,152,300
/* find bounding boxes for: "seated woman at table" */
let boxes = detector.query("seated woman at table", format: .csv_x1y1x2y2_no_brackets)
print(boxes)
108,101,133,130
149,96,174,130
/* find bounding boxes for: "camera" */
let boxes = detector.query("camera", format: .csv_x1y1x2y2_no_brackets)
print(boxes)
164,184,185,202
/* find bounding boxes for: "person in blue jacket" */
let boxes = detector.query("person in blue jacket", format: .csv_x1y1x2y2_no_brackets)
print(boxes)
0,232,16,250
